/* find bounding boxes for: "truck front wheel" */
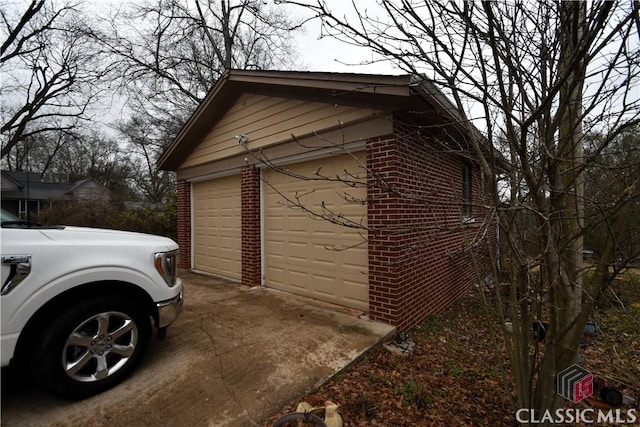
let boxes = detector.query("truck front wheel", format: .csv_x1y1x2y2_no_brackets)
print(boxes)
31,295,151,399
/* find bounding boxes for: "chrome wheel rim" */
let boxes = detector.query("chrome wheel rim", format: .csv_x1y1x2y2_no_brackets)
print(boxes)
62,311,138,382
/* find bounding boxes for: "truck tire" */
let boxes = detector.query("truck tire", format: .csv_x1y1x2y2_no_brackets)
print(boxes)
31,295,151,399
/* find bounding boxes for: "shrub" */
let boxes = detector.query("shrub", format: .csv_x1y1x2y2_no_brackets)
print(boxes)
36,199,176,239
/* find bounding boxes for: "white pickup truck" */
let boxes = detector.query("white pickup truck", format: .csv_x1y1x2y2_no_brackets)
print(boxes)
1,210,183,399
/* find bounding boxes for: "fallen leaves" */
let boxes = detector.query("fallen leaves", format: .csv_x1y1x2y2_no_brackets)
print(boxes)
265,270,640,427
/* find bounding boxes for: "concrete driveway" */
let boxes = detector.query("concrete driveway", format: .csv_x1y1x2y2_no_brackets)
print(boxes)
1,271,395,427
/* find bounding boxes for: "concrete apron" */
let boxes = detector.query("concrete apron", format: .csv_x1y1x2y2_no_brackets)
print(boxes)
0,271,395,427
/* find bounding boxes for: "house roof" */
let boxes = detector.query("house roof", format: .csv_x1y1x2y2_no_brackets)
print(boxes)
0,171,111,200
157,69,470,171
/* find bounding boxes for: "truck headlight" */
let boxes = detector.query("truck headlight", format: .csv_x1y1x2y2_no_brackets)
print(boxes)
154,250,178,287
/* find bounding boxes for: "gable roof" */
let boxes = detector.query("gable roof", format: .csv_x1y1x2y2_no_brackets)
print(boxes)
0,171,111,200
157,69,467,171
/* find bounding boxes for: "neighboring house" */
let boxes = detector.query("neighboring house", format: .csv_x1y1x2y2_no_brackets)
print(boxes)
158,70,496,329
1,171,112,218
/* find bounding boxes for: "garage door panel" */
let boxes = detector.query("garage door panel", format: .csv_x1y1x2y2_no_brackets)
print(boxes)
342,260,367,273
264,153,368,311
192,175,241,280
312,258,333,268
288,218,308,232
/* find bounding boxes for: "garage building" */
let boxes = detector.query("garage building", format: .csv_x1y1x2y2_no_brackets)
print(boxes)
158,70,495,330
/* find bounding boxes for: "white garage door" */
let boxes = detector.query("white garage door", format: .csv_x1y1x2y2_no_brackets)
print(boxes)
264,153,369,311
192,175,241,280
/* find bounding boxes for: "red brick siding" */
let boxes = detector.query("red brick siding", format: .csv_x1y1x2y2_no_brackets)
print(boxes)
176,179,191,269
241,166,261,287
179,124,493,328
367,122,494,330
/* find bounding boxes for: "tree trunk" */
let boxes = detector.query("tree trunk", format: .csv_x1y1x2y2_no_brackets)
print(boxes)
534,2,588,422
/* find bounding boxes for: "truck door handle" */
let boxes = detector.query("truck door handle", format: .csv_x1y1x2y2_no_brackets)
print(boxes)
2,255,32,295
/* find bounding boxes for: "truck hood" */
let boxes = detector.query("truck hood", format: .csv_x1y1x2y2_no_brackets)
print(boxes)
39,226,178,250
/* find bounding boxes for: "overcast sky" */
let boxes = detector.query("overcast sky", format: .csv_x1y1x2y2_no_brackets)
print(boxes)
291,1,399,75
86,0,399,75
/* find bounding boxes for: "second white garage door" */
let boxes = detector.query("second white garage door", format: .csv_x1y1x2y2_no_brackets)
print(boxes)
192,175,242,280
263,153,369,311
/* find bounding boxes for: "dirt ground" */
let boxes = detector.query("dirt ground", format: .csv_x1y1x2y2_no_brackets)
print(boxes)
1,271,394,427
3,269,637,426
267,269,640,426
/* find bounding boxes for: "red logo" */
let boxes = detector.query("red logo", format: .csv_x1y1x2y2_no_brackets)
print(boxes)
557,365,593,403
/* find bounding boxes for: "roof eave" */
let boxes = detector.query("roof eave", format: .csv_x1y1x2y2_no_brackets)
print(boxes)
158,70,235,170
157,70,417,171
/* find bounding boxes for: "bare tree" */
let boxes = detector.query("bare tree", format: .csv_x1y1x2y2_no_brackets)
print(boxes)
93,0,304,138
66,134,135,199
0,1,109,161
584,126,640,264
116,116,175,203
86,0,305,202
0,0,45,63
279,0,640,420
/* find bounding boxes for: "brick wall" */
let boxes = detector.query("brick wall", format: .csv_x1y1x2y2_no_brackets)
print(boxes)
177,123,494,328
241,165,261,287
176,179,191,269
367,121,494,330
